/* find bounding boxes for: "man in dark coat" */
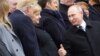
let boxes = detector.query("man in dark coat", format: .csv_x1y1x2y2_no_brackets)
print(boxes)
40,9,66,48
38,0,66,48
88,4,100,21
9,1,41,56
62,5,100,56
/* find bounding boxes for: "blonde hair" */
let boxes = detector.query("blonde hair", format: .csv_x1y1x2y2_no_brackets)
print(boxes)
31,4,41,14
17,0,41,24
17,0,41,15
0,0,12,29
17,0,38,10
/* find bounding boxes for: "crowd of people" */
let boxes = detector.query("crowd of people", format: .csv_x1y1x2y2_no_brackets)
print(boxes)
0,0,100,56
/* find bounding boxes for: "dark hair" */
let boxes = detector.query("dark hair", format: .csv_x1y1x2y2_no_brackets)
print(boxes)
92,0,100,4
76,0,88,3
38,0,51,8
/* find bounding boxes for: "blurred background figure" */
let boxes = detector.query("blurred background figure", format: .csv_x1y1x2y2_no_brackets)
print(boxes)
89,0,100,13
88,0,100,21
7,0,20,14
75,0,88,3
75,0,100,21
60,0,76,6
75,1,89,17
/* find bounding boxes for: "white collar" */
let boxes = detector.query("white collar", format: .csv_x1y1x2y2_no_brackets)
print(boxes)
80,20,86,31
77,20,86,31
20,10,26,15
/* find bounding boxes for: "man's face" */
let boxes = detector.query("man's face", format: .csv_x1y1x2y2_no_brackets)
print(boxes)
68,6,83,26
47,0,59,10
83,9,89,17
8,0,18,13
61,0,76,6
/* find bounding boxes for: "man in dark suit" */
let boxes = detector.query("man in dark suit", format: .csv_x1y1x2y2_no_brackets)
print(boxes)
62,4,100,56
9,1,41,56
38,0,66,48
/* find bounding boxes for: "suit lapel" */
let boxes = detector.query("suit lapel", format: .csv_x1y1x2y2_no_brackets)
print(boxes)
85,21,96,56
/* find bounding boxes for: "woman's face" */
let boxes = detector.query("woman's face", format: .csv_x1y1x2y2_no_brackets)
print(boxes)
32,10,41,24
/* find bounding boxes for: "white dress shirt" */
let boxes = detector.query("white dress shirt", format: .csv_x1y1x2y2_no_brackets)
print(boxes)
77,20,86,31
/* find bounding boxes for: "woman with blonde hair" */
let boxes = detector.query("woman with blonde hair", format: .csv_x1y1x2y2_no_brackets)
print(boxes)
9,0,42,56
0,0,25,56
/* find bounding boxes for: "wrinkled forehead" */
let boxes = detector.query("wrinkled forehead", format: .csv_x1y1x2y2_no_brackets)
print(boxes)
68,5,82,15
68,7,77,15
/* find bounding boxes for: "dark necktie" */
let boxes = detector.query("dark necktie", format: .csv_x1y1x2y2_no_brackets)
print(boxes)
78,26,83,31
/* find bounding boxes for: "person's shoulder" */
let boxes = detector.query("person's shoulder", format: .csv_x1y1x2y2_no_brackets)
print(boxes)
0,24,7,37
0,24,5,30
89,20,100,25
9,11,31,23
86,20,100,28
9,10,28,20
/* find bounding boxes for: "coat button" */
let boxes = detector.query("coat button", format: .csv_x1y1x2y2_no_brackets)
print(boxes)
12,39,14,42
16,49,18,52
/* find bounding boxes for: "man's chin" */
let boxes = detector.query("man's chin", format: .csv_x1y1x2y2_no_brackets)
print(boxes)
72,24,78,26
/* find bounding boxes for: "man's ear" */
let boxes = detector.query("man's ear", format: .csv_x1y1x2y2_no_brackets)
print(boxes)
46,2,49,6
45,2,50,8
80,11,83,14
